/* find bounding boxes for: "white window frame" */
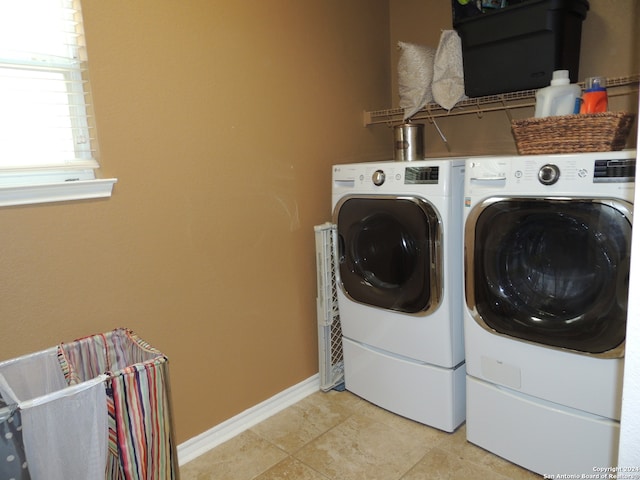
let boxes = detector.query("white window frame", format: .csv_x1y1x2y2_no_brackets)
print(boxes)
0,0,116,207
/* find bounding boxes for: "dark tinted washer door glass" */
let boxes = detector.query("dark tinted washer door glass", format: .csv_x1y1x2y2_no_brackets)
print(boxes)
473,199,631,354
337,197,438,314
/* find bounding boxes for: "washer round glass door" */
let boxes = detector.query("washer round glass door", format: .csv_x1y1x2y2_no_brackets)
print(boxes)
335,196,442,314
466,198,632,357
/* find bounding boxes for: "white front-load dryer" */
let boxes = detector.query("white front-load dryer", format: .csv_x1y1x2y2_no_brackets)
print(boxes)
332,158,466,432
463,150,636,475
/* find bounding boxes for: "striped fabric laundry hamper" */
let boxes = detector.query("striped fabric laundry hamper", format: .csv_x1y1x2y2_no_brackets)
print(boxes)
58,328,179,480
0,328,179,480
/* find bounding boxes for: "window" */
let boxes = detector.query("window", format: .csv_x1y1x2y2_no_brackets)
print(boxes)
0,0,116,206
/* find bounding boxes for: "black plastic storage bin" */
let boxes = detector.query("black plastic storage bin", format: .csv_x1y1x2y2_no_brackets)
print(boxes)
453,0,589,97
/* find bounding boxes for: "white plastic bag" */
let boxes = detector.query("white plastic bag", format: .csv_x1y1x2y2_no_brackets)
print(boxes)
397,41,435,120
432,30,466,111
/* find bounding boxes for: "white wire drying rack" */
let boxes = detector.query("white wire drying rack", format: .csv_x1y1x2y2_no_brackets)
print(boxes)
314,222,344,392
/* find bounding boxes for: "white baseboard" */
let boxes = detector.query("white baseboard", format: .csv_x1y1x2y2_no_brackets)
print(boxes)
177,374,320,466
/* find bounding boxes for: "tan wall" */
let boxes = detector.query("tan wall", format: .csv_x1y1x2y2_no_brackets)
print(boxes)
0,0,391,443
388,0,639,156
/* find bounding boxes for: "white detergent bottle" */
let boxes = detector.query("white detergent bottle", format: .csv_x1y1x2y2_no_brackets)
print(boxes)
534,70,582,118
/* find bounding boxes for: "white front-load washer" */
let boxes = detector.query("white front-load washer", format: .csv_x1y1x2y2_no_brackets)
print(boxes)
332,158,466,432
463,150,636,475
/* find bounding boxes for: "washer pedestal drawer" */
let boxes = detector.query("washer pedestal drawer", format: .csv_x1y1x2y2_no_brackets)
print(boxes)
343,337,466,432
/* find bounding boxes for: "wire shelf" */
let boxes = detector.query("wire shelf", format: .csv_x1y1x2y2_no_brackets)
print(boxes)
364,74,640,126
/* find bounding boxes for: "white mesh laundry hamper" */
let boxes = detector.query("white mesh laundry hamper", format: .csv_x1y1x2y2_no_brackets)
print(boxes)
0,328,179,480
0,347,108,480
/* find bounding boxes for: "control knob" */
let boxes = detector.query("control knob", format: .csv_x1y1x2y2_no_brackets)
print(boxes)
538,164,560,185
372,169,385,186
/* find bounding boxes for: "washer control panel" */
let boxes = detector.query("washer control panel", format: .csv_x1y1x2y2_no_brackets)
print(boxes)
366,166,440,186
332,159,465,200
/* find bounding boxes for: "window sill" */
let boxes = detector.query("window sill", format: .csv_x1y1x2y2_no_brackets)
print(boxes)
0,178,118,207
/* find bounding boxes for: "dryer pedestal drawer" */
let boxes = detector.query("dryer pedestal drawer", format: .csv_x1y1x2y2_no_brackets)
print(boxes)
466,375,620,476
343,337,466,432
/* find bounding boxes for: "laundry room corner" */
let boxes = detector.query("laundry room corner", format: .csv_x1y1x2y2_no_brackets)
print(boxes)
1,0,639,478
0,0,395,453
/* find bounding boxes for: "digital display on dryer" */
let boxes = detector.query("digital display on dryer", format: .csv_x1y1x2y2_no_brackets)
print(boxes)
593,158,636,183
405,166,439,184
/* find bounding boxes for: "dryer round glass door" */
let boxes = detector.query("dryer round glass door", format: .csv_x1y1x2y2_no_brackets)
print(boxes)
335,196,442,314
465,198,632,357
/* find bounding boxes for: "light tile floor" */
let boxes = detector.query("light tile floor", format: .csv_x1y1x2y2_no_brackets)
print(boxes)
179,389,542,480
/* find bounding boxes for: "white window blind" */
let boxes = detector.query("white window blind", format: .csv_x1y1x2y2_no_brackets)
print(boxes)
0,0,116,205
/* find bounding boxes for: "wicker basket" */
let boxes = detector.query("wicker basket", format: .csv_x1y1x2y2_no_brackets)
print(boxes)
511,112,635,155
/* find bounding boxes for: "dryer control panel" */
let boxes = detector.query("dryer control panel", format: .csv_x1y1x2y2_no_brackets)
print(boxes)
594,158,636,183
465,150,637,204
